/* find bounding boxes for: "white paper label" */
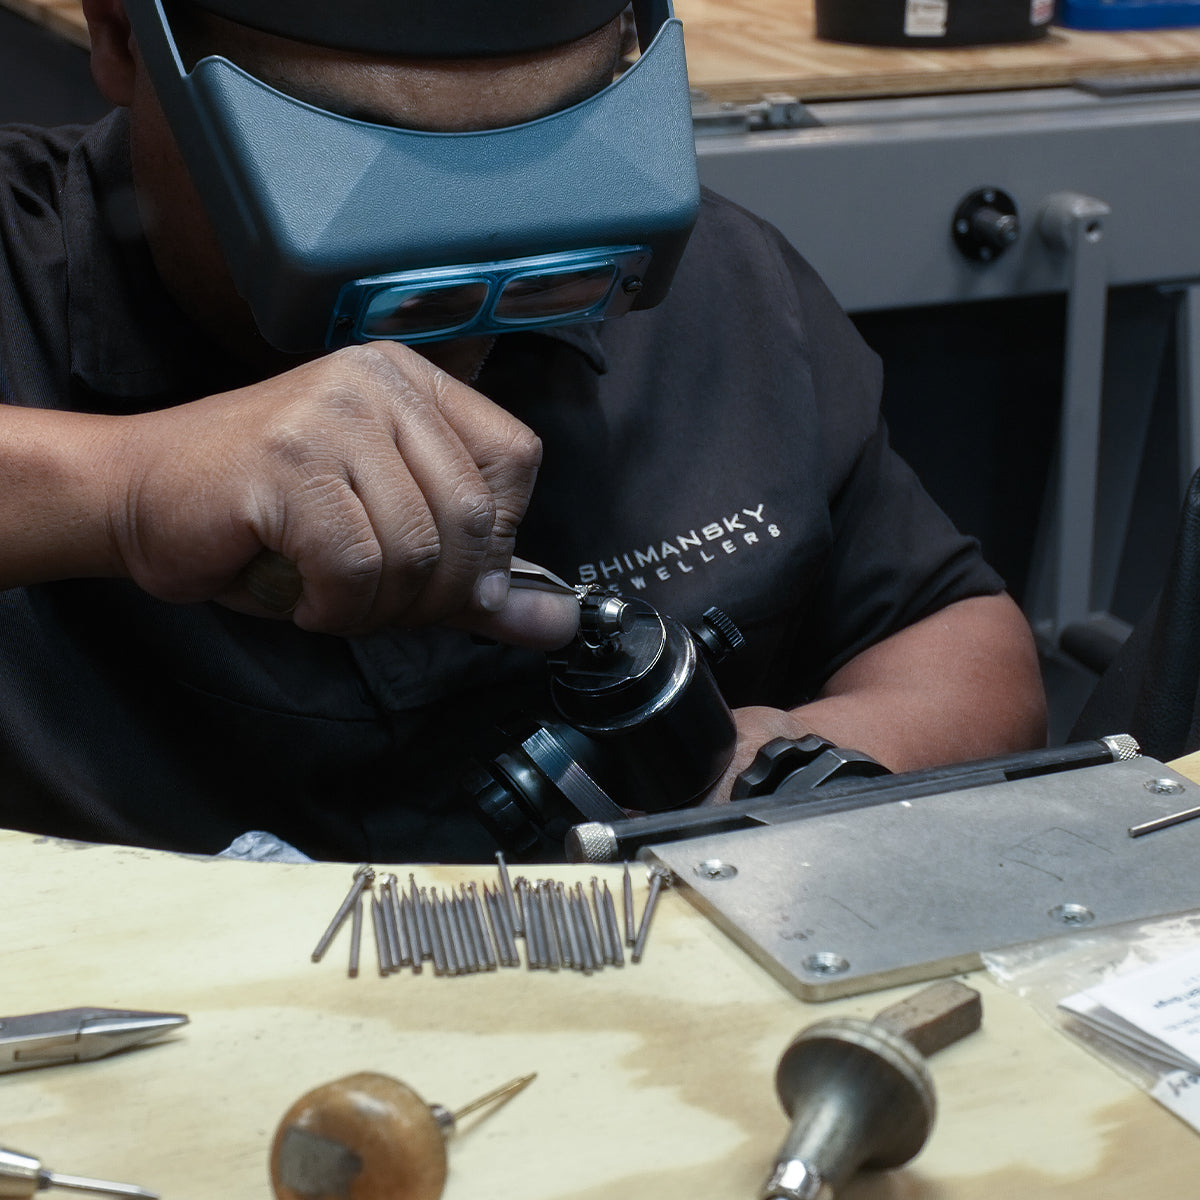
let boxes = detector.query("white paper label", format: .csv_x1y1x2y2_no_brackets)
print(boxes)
905,0,949,37
1060,944,1200,1074
1152,1071,1200,1132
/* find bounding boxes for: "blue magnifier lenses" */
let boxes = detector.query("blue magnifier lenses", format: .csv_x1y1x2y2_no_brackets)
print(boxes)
492,263,619,321
331,247,650,348
361,280,490,339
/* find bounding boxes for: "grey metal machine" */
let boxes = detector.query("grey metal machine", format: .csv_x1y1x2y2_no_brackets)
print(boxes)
692,79,1200,652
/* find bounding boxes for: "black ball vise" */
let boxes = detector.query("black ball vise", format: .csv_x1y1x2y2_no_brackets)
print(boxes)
464,587,746,857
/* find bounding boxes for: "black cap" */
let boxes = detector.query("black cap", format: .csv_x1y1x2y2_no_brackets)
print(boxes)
190,0,633,56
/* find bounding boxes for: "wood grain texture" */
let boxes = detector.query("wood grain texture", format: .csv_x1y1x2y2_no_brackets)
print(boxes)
271,1073,448,1200
676,0,1200,99
2,0,88,47
7,0,1200,97
0,829,1198,1198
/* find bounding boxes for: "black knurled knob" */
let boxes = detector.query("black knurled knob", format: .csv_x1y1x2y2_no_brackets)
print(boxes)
730,734,835,800
693,606,746,662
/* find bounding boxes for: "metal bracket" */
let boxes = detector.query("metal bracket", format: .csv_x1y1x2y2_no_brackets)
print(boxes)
1169,281,1200,496
690,90,822,136
1028,190,1112,638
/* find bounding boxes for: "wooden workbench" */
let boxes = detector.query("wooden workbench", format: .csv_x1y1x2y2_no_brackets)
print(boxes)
9,0,1200,100
0,2,1199,1176
2,802,1200,1200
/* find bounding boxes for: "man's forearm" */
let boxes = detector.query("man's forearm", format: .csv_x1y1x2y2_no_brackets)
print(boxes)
791,592,1047,772
0,405,124,587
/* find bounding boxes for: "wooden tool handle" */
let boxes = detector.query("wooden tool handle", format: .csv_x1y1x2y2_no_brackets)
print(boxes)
270,1072,448,1200
873,980,983,1057
243,550,304,614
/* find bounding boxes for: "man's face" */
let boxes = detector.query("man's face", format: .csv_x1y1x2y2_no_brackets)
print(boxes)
175,9,624,131
126,8,624,374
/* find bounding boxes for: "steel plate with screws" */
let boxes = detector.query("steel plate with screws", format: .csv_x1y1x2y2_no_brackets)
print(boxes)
642,757,1200,1000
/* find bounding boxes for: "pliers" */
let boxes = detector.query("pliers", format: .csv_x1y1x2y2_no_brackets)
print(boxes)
0,1008,188,1073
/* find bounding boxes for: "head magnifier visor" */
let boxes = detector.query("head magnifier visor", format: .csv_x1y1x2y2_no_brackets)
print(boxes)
121,0,700,354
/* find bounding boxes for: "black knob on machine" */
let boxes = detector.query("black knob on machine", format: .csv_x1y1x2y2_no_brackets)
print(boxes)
731,736,890,801
952,187,1020,262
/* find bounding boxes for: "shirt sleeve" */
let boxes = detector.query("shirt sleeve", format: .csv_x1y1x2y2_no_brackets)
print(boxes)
759,212,1006,694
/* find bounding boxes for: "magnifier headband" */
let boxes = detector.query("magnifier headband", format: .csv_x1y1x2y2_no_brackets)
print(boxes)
188,0,633,56
123,0,699,353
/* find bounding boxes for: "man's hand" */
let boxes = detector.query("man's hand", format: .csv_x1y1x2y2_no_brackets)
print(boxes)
100,342,575,644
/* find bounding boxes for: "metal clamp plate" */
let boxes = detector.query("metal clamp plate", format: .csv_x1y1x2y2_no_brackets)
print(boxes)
644,757,1200,1000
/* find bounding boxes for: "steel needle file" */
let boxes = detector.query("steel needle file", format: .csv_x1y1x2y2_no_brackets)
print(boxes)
632,866,671,964
311,865,374,962
0,1147,159,1199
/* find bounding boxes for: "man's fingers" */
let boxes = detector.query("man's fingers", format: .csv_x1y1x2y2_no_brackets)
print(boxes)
242,549,303,612
447,586,581,650
117,342,547,637
379,381,503,623
342,347,542,628
415,367,543,600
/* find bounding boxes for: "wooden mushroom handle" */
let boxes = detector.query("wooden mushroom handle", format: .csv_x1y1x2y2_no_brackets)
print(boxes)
270,1072,448,1200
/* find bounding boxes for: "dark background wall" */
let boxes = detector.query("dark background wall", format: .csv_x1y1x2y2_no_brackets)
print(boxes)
0,8,109,125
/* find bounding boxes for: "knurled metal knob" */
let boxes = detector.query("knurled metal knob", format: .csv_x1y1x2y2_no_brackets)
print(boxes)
730,735,835,801
692,606,745,662
564,821,619,864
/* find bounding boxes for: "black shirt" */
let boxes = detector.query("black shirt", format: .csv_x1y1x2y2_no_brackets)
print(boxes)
0,110,1003,860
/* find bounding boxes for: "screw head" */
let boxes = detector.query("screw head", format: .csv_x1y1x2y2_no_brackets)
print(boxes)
1145,778,1185,795
802,951,850,976
621,276,644,295
1049,903,1095,926
694,859,737,881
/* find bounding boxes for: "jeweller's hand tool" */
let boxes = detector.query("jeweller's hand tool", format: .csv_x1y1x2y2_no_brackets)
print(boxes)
270,1071,535,1200
0,1009,188,1074
0,1146,159,1198
247,552,582,616
761,980,981,1200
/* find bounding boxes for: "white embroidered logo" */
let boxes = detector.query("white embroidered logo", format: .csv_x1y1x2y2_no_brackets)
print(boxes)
576,502,782,591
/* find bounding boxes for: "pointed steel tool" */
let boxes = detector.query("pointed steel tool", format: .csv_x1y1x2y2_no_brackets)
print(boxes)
0,1008,188,1073
0,1147,159,1198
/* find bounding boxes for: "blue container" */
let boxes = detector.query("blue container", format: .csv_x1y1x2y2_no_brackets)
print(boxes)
1058,0,1200,29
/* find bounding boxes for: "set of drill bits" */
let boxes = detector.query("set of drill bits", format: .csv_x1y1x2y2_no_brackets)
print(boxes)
310,855,671,978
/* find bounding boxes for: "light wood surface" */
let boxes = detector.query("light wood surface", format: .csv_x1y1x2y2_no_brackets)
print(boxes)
1,824,1199,1199
1,0,87,47
676,0,1200,100
10,0,1200,99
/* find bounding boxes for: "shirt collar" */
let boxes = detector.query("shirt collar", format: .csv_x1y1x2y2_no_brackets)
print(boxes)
535,322,609,374
64,109,225,402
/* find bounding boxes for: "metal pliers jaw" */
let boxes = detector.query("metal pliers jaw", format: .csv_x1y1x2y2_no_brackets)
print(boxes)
0,1008,188,1073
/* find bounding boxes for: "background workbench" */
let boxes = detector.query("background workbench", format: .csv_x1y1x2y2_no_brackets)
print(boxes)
2,819,1200,1199
9,0,1200,99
